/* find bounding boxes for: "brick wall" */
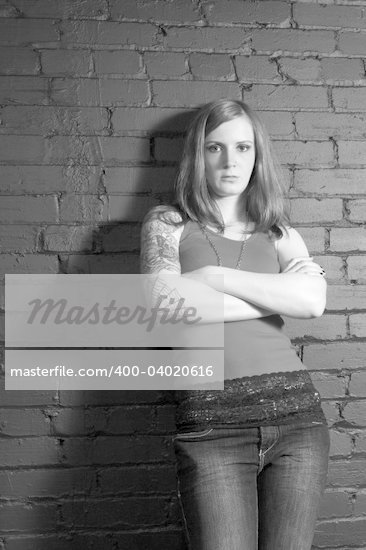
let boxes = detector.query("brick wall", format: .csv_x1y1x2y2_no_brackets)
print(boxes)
0,1,365,548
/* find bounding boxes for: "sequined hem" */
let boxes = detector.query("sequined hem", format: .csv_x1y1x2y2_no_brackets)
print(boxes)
175,369,325,431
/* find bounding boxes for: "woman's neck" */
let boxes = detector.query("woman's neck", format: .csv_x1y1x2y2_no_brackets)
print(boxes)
215,196,247,226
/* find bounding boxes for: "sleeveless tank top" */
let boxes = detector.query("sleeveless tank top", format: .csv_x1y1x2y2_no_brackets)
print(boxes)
179,220,304,379
175,220,325,431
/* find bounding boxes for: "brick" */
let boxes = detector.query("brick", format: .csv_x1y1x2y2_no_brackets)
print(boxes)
342,400,366,427
101,224,140,252
350,313,366,338
0,225,39,252
110,0,201,23
0,76,48,105
59,195,107,223
152,80,240,107
273,141,334,166
4,533,184,550
326,285,366,311
236,55,279,83
312,255,345,283
245,85,329,110
303,342,366,371
0,106,109,136
290,198,343,223
294,3,366,29
61,21,158,48
103,166,176,194
318,491,352,519
145,52,187,78
10,0,110,19
111,107,189,134
204,0,289,24
155,137,183,162
252,29,335,54
339,141,366,165
340,32,366,55
166,26,251,50
257,111,294,138
0,165,101,194
321,58,365,83
284,314,347,340
329,228,366,252
328,458,366,486
349,199,366,223
321,401,341,426
0,254,59,274
43,226,94,252
60,252,140,274
294,169,366,196
0,409,49,436
108,195,156,222
329,429,353,457
0,502,58,533
333,87,366,111
62,497,170,529
0,437,60,467
0,196,58,223
354,492,366,514
314,518,366,547
292,227,325,254
0,47,38,75
59,389,167,406
0,467,96,498
61,435,172,465
311,371,347,399
50,78,149,107
101,136,150,163
0,135,44,162
41,50,90,76
0,385,57,406
349,372,366,397
279,58,321,82
190,53,234,80
52,406,156,436
98,465,176,494
94,50,141,76
354,431,366,453
319,256,348,290
0,18,59,43
296,112,366,140
348,256,366,283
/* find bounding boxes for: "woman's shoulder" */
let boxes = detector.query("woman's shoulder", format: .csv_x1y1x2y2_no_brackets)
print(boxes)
142,205,184,226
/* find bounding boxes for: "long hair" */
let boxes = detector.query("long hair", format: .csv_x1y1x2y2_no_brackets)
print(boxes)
172,98,290,237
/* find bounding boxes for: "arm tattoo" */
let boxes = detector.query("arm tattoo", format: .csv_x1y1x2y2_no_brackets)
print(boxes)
140,215,181,274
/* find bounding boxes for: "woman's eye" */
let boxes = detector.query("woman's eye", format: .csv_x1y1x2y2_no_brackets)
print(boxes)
238,144,250,152
206,144,221,153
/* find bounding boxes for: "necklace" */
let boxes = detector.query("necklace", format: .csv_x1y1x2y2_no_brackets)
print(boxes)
199,225,248,269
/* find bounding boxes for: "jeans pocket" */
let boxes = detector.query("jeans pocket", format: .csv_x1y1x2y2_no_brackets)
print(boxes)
172,427,213,442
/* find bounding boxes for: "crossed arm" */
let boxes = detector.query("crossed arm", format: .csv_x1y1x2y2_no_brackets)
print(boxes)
140,209,326,322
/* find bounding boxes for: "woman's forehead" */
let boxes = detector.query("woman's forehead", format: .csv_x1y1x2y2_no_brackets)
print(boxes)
205,116,254,141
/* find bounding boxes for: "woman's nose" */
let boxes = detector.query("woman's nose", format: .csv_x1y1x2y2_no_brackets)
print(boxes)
223,148,236,167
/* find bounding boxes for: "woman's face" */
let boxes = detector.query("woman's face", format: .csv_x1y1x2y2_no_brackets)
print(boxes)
204,115,255,200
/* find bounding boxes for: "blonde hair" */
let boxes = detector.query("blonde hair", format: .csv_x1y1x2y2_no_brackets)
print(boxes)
173,98,289,236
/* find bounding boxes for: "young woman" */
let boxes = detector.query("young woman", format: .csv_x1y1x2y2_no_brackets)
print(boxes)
140,99,329,550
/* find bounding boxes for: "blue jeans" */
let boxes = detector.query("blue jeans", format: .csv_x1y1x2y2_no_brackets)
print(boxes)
173,421,330,550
